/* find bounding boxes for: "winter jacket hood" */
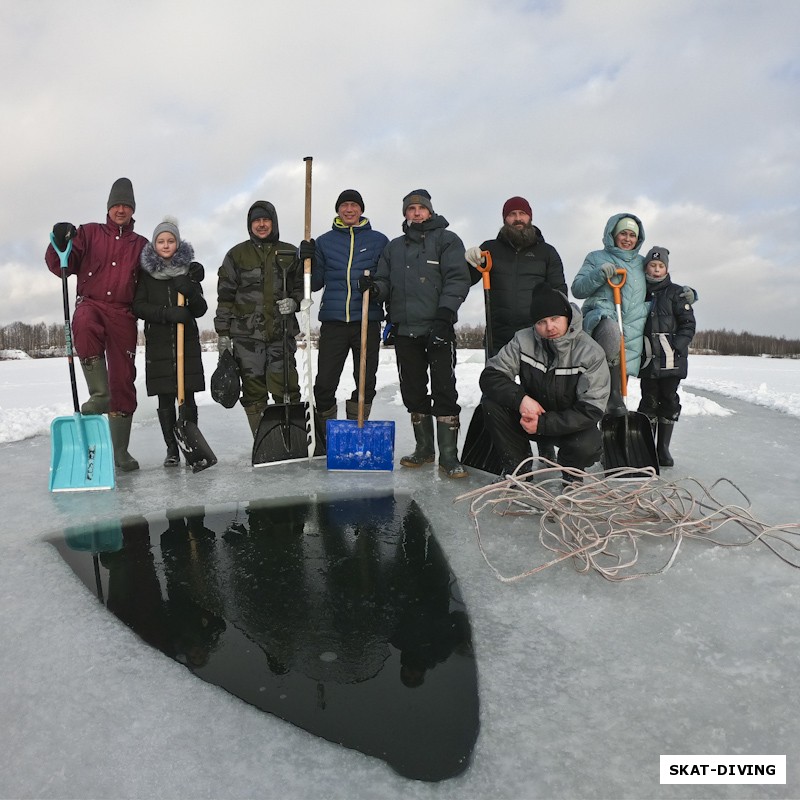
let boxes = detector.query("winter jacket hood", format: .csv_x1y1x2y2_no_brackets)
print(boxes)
247,201,280,244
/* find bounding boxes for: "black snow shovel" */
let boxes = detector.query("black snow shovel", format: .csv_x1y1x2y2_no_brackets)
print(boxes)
174,293,217,473
252,254,316,467
48,233,115,492
600,269,659,478
460,251,504,475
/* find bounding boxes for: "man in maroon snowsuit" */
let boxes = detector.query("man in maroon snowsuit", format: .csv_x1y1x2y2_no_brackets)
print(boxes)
45,177,147,471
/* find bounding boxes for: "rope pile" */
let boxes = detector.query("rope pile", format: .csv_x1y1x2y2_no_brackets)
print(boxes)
454,458,800,583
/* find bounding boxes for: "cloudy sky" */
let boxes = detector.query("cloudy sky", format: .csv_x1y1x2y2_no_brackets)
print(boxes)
2,0,798,338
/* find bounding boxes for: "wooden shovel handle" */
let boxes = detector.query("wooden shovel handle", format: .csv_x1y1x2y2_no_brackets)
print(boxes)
358,272,370,428
176,292,185,407
606,269,628,397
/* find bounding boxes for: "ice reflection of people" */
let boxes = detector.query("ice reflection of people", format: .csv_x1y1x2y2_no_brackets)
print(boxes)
389,500,473,687
99,517,173,653
160,510,226,668
221,503,310,676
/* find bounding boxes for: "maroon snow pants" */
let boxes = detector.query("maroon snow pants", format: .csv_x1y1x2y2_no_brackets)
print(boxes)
73,298,138,414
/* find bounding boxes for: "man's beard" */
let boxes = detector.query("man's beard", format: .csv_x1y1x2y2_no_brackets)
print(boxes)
501,222,538,249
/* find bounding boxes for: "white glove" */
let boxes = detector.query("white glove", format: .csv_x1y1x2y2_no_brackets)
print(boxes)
276,297,297,315
217,334,231,354
300,298,314,312
465,246,484,268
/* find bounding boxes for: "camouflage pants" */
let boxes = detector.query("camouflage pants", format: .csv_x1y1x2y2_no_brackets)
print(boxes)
233,337,300,406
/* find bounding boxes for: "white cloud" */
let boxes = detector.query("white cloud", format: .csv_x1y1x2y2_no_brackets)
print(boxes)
1,0,798,339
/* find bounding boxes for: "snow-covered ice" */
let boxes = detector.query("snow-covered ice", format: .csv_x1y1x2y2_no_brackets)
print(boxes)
1,350,799,799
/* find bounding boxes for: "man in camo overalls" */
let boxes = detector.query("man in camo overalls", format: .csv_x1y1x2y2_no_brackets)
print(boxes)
214,200,304,436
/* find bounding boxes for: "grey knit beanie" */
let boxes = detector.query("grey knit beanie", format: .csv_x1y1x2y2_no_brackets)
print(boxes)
152,215,181,246
402,189,433,216
643,246,669,270
107,177,136,212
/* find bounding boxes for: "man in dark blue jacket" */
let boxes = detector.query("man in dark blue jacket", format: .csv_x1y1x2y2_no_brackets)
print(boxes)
310,190,389,422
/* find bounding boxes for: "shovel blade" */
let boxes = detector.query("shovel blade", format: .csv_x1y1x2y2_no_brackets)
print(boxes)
601,410,659,478
326,419,395,471
460,405,504,475
175,419,217,473
253,403,326,467
49,413,115,492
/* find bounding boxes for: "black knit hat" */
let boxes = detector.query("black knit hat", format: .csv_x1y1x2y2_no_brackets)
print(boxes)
643,246,670,270
402,189,433,215
530,286,572,324
335,189,364,213
107,177,135,212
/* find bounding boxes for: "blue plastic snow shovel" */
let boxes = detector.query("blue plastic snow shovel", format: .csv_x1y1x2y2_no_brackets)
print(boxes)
48,233,115,492
326,275,395,471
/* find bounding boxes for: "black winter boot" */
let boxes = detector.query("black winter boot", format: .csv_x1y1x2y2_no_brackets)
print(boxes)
108,412,139,472
436,416,468,478
80,357,110,415
605,362,627,417
400,413,435,467
657,419,675,467
158,407,180,467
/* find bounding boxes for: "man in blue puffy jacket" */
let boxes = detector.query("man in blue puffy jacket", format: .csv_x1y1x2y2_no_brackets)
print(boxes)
310,190,389,423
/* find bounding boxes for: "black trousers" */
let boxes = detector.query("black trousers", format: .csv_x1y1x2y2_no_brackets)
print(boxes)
313,320,380,411
481,397,601,472
394,335,460,418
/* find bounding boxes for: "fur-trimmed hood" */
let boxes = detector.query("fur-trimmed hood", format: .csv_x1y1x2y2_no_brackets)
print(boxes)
140,239,196,279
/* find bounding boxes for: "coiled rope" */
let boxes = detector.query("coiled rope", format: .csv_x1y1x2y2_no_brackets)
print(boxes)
454,458,800,583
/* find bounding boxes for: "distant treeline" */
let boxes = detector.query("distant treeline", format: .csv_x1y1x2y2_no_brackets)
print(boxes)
1,320,799,358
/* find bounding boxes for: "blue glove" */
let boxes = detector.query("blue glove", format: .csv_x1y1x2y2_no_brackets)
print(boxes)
382,322,396,346
680,286,698,305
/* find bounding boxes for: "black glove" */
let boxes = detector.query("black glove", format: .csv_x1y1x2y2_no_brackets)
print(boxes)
172,274,200,299
358,273,377,295
52,222,77,252
163,306,193,325
298,239,316,263
429,308,455,346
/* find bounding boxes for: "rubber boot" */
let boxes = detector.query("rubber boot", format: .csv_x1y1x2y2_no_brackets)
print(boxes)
605,362,627,417
345,399,371,421
157,407,180,467
657,418,675,467
245,403,267,438
436,416,468,479
108,412,139,472
318,405,338,422
80,357,110,415
399,413,435,468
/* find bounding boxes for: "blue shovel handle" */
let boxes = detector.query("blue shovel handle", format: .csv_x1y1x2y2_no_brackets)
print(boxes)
49,231,73,268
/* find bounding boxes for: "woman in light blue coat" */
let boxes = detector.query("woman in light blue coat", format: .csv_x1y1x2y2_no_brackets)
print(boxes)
571,212,647,415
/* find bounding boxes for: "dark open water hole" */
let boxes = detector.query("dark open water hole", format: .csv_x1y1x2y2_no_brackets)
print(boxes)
49,493,479,782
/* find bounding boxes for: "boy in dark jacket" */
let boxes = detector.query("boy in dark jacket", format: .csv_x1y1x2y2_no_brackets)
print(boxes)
637,247,696,467
365,189,471,477
133,217,207,467
310,190,389,423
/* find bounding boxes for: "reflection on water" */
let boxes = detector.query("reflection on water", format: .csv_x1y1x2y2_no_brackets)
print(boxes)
49,494,479,782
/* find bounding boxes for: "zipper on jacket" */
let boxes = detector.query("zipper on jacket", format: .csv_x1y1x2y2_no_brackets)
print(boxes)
345,227,355,323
